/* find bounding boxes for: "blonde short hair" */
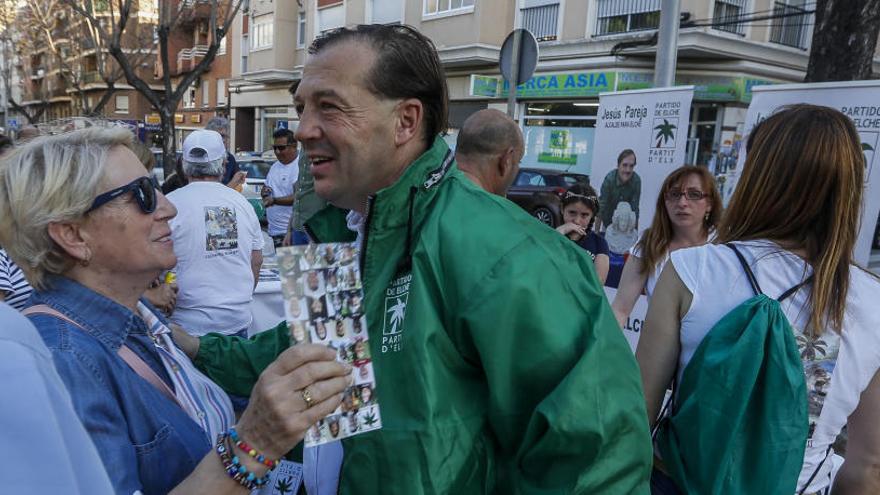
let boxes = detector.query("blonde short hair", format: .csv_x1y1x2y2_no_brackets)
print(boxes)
0,127,134,290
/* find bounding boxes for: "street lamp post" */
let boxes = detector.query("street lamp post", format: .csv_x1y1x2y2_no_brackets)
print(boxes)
654,0,681,88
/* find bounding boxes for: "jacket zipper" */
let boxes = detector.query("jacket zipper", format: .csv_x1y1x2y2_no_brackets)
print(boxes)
359,195,375,275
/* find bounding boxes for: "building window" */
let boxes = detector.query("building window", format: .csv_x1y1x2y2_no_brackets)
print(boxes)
595,0,661,36
251,14,274,50
115,95,129,114
216,35,226,56
217,79,227,105
241,34,248,72
297,11,307,47
769,0,811,49
521,0,559,42
184,85,196,108
370,0,402,24
423,0,475,17
202,79,210,107
317,4,344,33
713,0,747,34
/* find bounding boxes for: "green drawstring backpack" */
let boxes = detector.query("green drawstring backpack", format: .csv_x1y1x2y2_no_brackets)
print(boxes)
656,243,811,494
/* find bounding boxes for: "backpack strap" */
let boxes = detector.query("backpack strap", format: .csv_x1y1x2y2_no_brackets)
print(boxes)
726,243,763,295
778,274,814,302
22,304,181,406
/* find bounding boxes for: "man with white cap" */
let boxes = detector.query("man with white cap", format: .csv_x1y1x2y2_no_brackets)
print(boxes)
166,130,264,338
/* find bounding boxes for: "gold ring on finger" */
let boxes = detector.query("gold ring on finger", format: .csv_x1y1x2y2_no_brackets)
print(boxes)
301,387,315,409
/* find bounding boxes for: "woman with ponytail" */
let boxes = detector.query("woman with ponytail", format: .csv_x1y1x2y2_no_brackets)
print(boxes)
636,104,880,494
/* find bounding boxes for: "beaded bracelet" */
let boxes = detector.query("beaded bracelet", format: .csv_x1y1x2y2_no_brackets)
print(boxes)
229,426,280,469
215,432,272,490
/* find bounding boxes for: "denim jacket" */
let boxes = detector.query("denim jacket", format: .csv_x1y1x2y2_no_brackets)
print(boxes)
27,276,210,494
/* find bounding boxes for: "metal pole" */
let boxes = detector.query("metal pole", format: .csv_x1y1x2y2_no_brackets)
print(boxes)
653,0,681,88
506,29,521,120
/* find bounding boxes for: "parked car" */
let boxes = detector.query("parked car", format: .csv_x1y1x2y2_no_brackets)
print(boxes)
506,168,590,227
149,148,182,185
236,153,274,225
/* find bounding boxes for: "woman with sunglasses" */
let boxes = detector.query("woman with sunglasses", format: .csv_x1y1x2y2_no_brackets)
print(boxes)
611,166,721,327
555,184,610,284
0,128,350,494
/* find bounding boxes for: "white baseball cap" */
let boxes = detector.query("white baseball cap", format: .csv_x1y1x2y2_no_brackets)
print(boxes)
182,129,226,163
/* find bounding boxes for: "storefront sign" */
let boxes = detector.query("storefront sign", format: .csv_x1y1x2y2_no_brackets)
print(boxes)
472,71,778,103
730,80,880,265
616,72,778,103
592,86,695,350
470,71,616,98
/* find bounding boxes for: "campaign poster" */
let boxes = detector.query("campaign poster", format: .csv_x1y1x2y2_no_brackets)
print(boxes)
276,243,381,447
591,87,695,350
726,80,880,266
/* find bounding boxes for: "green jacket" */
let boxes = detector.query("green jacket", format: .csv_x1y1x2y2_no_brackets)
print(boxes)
599,169,641,228
197,137,652,494
289,153,328,232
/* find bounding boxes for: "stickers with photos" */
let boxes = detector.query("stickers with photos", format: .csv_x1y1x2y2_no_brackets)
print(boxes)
277,243,381,446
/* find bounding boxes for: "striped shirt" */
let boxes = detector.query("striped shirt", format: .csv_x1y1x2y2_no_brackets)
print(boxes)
0,248,33,311
137,303,234,443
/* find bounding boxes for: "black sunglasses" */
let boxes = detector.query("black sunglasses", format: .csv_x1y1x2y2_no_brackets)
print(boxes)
87,176,161,214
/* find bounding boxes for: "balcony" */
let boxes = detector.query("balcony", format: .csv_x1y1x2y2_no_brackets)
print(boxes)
769,2,812,50
521,2,559,42
177,44,209,73
81,71,103,84
178,0,212,21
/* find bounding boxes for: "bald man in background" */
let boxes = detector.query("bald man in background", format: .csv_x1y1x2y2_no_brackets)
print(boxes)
455,109,524,196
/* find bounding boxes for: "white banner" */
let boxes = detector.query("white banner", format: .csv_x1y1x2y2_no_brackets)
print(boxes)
592,87,695,349
728,80,880,265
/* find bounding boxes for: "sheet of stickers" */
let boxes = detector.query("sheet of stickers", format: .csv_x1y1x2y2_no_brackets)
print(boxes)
276,243,382,446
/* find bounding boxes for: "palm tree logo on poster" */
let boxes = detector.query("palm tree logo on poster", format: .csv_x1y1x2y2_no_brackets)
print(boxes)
652,118,678,149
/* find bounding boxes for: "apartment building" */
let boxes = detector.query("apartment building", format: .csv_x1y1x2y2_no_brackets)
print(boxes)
13,1,160,134
226,0,880,173
165,0,233,144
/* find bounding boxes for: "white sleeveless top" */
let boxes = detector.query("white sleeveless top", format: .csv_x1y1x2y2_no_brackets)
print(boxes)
670,240,880,493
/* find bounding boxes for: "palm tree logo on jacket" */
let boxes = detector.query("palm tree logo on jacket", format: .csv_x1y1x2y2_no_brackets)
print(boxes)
387,298,407,335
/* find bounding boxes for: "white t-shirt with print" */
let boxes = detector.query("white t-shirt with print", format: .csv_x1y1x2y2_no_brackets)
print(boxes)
670,240,880,493
167,181,265,335
265,157,300,236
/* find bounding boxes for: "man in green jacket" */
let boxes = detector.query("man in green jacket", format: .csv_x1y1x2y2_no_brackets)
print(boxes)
598,149,641,230
193,24,652,494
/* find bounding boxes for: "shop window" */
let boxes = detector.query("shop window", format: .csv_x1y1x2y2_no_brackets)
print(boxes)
522,102,598,177
596,0,660,36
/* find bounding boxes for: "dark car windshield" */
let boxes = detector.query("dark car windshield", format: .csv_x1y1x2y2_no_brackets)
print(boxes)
239,160,272,180
559,174,590,187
